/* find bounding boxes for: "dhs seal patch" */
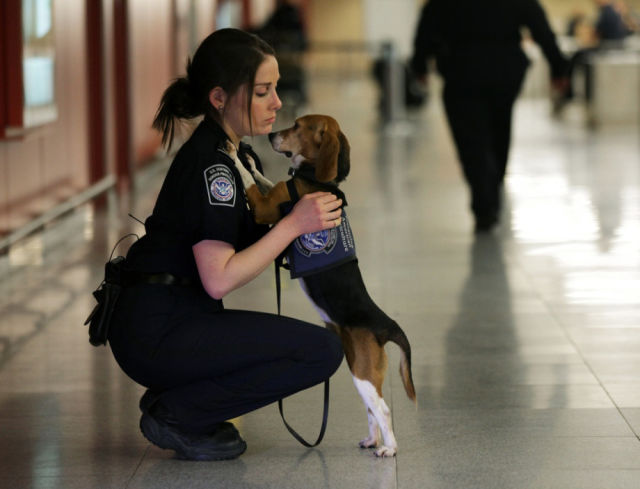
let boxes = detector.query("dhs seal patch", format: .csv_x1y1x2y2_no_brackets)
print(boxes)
295,229,337,257
287,210,357,278
204,164,236,207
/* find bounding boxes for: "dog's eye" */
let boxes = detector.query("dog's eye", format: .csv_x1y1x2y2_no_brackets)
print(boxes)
293,122,299,130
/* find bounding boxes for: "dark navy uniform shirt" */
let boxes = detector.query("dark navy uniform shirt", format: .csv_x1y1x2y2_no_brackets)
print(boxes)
125,117,269,283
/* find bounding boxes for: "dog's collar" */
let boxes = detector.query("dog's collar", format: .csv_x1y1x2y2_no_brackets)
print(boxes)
288,165,347,206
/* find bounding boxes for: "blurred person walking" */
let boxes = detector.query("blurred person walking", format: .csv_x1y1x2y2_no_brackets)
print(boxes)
410,0,568,232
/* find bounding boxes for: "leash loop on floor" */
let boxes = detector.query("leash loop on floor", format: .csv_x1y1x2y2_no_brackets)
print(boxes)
278,378,330,448
275,255,330,448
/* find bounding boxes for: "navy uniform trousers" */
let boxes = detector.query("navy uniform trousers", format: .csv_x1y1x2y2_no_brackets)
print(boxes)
442,74,525,226
108,282,344,434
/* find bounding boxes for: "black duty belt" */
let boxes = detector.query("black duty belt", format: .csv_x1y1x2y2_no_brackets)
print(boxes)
121,271,196,287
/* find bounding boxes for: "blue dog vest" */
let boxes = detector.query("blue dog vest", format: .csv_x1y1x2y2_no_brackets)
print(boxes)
280,178,357,279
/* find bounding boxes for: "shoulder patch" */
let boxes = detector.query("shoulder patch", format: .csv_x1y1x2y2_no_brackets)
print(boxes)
204,164,236,207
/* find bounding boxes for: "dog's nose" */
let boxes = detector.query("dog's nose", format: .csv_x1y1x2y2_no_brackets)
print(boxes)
268,132,276,142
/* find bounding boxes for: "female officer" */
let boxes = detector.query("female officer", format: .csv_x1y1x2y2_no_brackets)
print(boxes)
107,28,344,461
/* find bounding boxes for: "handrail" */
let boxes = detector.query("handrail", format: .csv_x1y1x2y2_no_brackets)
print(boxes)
0,174,116,252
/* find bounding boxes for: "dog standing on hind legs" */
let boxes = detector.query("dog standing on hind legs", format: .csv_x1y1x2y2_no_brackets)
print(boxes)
225,114,416,457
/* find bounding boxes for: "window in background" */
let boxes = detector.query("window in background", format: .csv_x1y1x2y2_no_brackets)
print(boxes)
216,0,243,29
22,0,57,127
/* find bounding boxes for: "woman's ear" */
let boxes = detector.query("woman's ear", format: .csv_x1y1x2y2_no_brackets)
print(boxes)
209,87,227,111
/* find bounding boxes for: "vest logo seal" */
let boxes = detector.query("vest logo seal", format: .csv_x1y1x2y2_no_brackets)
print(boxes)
285,207,357,279
295,229,337,257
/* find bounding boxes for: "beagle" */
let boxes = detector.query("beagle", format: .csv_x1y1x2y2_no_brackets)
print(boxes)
228,114,415,457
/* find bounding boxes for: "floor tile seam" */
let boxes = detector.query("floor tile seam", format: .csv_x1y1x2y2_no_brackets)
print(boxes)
2,224,92,277
0,278,91,374
548,311,640,440
407,406,625,412
405,435,640,444
1,262,95,312
528,286,640,441
514,258,640,440
539,434,640,440
408,383,613,390
123,445,151,489
0,239,103,375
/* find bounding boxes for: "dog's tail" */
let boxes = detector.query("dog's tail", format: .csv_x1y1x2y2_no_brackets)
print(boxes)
388,325,416,404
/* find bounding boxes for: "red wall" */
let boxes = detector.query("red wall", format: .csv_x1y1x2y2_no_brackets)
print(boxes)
0,1,89,233
0,0,262,241
0,0,189,237
129,0,174,167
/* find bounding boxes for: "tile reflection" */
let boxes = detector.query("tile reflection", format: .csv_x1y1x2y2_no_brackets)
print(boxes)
436,236,524,406
508,142,640,307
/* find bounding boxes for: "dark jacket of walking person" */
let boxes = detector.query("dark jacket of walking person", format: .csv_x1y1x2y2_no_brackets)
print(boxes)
410,0,568,232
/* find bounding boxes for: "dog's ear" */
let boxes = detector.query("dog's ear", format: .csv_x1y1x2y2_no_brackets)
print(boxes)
315,122,340,182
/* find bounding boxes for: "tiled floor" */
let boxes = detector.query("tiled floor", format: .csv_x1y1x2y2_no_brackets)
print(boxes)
1,72,640,488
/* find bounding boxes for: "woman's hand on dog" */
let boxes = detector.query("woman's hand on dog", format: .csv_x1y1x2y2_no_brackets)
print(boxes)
193,195,340,300
287,192,343,235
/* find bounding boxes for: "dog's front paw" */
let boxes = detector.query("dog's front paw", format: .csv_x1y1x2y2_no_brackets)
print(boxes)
359,436,379,449
224,140,237,157
374,445,397,458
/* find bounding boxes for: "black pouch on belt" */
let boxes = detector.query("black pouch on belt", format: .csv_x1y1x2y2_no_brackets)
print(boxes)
84,256,125,346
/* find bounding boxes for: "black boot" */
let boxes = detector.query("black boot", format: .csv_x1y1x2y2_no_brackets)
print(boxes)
139,391,246,461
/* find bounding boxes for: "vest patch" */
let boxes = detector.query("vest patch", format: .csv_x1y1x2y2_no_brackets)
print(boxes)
287,210,357,278
204,164,236,207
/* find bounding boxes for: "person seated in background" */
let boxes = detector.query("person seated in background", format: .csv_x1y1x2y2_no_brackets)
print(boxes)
614,0,640,36
595,0,633,42
556,0,634,113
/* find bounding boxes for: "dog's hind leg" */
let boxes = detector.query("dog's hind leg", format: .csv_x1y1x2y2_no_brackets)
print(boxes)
339,327,398,456
351,337,397,456
353,376,397,457
359,406,381,449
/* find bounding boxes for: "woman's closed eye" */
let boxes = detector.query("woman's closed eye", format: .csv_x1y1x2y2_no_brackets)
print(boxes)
254,80,278,98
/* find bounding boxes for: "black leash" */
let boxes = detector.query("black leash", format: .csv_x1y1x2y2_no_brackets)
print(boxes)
275,255,330,448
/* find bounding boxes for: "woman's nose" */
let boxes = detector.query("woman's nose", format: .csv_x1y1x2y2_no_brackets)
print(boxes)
272,91,283,111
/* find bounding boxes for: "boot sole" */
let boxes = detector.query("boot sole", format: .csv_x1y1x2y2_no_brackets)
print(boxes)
140,413,247,461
